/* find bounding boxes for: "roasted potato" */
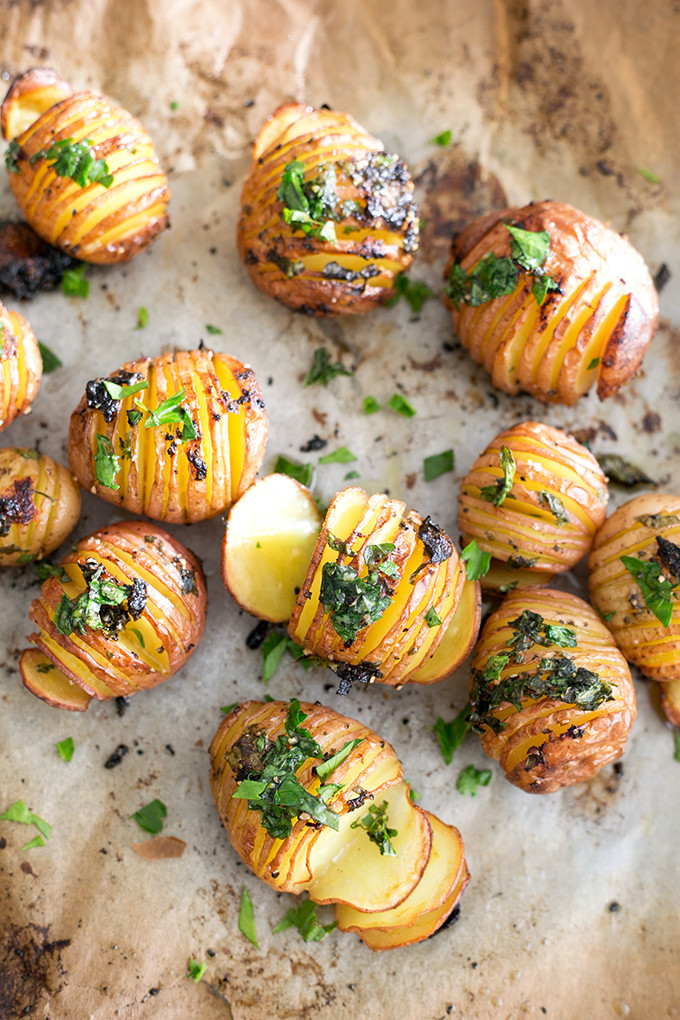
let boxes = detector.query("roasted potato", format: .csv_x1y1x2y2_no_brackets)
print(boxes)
20,520,206,710
222,477,481,689
458,421,608,591
2,67,170,264
469,587,636,793
588,493,680,682
237,103,419,315
0,447,80,565
68,348,267,524
445,201,658,404
210,699,468,950
0,301,42,431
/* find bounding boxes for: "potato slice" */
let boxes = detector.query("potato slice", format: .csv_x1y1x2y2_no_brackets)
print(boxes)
221,473,322,622
20,648,92,711
408,577,481,684
659,679,680,727
0,447,81,565
1,68,73,141
0,303,42,432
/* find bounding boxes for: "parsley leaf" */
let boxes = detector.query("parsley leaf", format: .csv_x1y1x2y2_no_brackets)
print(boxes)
387,393,416,417
675,733,680,763
363,395,381,414
128,799,167,834
621,555,675,627
273,898,337,942
424,449,454,481
29,137,114,188
0,800,52,841
135,307,148,330
261,632,295,684
432,703,471,765
479,446,516,506
318,446,356,465
62,262,89,297
56,737,75,762
638,167,660,184
94,434,120,490
456,764,492,795
594,604,615,623
304,347,353,387
38,342,62,373
314,738,364,783
595,454,656,488
424,606,442,627
386,273,435,313
187,959,206,982
238,887,259,947
320,561,391,644
431,129,452,147
36,562,69,583
103,378,149,400
205,323,223,335
350,800,397,855
538,490,569,526
273,455,313,487
5,139,20,173
506,610,577,654
277,161,338,243
461,539,491,581
143,390,197,442
446,253,517,308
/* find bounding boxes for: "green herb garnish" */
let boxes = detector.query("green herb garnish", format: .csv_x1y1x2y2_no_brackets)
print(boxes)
0,800,52,847
674,733,680,763
386,273,435,313
143,389,197,441
344,470,360,480
587,357,600,371
507,610,577,656
480,446,516,506
56,737,75,762
638,167,660,184
304,346,352,387
29,137,113,188
53,561,147,639
318,446,356,465
36,562,69,583
93,434,120,490
620,555,675,627
595,454,656,488
38,342,62,373
456,765,492,796
5,139,20,173
62,262,89,297
273,455,313,488
273,897,337,942
424,606,442,627
205,323,222,335
187,959,206,982
103,378,149,401
238,887,259,947
461,539,491,581
431,129,452,147
129,799,167,834
319,561,391,644
261,632,297,684
314,738,364,782
387,393,416,418
423,449,454,482
432,703,471,765
538,490,569,526
594,604,615,623
350,800,397,856
135,307,148,330
363,395,381,414
277,160,338,243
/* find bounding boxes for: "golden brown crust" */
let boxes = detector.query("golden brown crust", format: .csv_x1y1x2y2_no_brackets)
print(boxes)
0,302,42,431
237,103,419,315
445,200,658,404
0,447,81,565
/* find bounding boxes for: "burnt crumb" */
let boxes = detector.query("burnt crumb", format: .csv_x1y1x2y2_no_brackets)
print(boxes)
299,434,328,452
524,744,546,771
656,535,680,580
0,477,37,535
127,578,148,620
608,901,621,912
333,660,383,696
206,949,216,957
104,744,130,769
596,159,615,176
165,744,175,756
174,559,198,596
149,987,160,995
186,447,208,481
116,696,130,717
653,262,671,292
345,787,374,812
641,411,661,434
613,761,624,777
85,371,144,423
246,619,269,650
225,725,271,779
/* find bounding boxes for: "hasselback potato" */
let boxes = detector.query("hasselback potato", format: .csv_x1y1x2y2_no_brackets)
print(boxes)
469,587,636,793
2,67,170,264
458,420,608,591
68,348,267,524
237,103,419,315
445,201,658,404
0,447,80,564
210,699,469,950
588,493,680,681
0,301,42,431
20,520,206,710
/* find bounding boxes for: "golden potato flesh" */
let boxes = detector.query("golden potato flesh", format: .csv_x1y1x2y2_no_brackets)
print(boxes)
68,348,267,524
470,587,636,793
237,103,419,315
21,520,206,707
288,487,480,689
588,493,680,681
0,302,42,431
210,699,468,946
0,447,80,565
2,68,170,264
445,201,658,404
458,420,608,589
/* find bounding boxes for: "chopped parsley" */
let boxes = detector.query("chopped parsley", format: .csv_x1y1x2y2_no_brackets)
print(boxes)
587,357,600,371
205,323,223,335
135,307,148,330
129,799,167,834
480,445,516,506
319,561,391,644
387,393,416,417
103,378,149,401
594,604,615,623
277,160,338,243
187,959,207,982
538,490,569,526
350,800,397,856
636,513,680,530
507,610,577,656
675,733,680,763
261,632,297,684
424,606,442,627
456,765,492,796
304,346,353,387
93,434,120,490
238,887,259,947
273,455,313,488
5,139,20,173
447,223,559,308
62,262,89,297
53,560,147,639
432,703,471,765
318,446,356,465
314,738,364,783
431,129,452,147
56,737,75,762
38,342,62,373
142,390,198,442
363,395,381,414
273,897,337,942
424,449,454,481
29,138,114,188
461,539,491,581
1,800,52,850
638,167,660,184
620,555,676,627
386,273,434,313
595,454,656,488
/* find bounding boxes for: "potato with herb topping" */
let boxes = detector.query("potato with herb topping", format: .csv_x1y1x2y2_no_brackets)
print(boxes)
237,103,419,315
20,520,206,711
2,67,170,264
68,348,267,524
0,447,80,565
0,301,42,431
469,587,636,793
211,698,469,949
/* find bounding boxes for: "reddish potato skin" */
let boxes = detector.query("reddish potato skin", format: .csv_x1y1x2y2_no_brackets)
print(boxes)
0,447,81,564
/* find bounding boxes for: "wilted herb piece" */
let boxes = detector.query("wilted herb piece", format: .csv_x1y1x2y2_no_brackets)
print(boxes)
461,539,491,581
261,632,298,684
636,514,680,530
53,561,147,639
135,307,148,330
620,555,676,627
675,733,680,763
538,490,569,526
221,703,237,715
62,262,89,297
129,798,167,834
423,449,454,481
30,137,114,188
479,446,516,507
506,225,560,305
350,800,397,856
35,560,66,584
304,346,353,387
447,224,558,309
656,536,680,580
318,446,356,465
103,378,149,401
364,542,398,578
94,434,120,490
507,610,577,656
0,799,52,844
273,455,313,488
456,765,492,796
320,561,391,644
431,129,452,147
432,703,470,765
205,323,223,335
386,273,434,313
363,395,381,414
4,139,20,173
238,886,259,947
187,959,207,982
424,606,442,627
56,737,75,762
594,604,615,623
277,160,338,243
387,393,416,417
344,470,360,480
314,738,364,783
273,897,338,942
596,454,656,488
142,389,197,442
638,167,660,184
38,342,62,373
587,357,600,371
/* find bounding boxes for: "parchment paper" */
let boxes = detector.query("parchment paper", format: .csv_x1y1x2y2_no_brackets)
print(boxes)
0,2,678,1018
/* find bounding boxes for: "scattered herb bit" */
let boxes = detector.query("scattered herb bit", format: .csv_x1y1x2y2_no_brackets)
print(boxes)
594,604,615,623
431,129,452,147
507,610,577,655
135,307,148,330
238,887,259,947
277,160,338,243
386,273,434,313
636,513,680,530
456,765,492,796
273,898,337,942
432,703,471,765
187,958,206,982
53,560,147,639
221,703,237,715
205,323,223,335
620,555,675,627
304,346,353,387
447,223,558,309
387,393,416,418
587,357,600,371
170,100,180,112
350,800,397,856
318,446,356,465
93,434,120,490
314,738,364,783
424,449,454,482
261,632,296,684
595,454,656,488
505,224,560,305
127,409,143,427
461,540,491,581
38,342,62,373
36,662,55,674
143,389,197,442
0,800,52,841
364,542,398,576
320,561,391,644
29,138,114,188
424,606,442,627
4,139,20,173
363,395,381,414
479,446,516,506
17,448,41,460
128,799,167,834
538,490,569,526
344,470,360,480
638,167,660,184
21,835,46,851
273,455,313,488
62,262,89,297
267,250,305,277
56,737,75,762
103,378,149,401
674,733,680,763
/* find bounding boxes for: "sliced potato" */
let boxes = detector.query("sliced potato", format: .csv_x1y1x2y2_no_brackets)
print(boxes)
407,576,481,684
659,679,680,727
20,648,92,711
221,473,322,621
0,447,81,565
0,302,42,431
1,67,73,141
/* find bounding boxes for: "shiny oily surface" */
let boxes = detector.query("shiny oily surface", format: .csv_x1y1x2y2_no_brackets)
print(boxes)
0,446,80,564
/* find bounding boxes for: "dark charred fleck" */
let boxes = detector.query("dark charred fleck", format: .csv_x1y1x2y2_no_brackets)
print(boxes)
334,660,383,696
653,262,670,292
85,371,143,423
0,477,37,536
608,901,621,912
345,787,374,812
174,559,198,596
0,220,75,299
104,744,129,769
127,578,148,620
149,988,160,996
524,745,546,771
656,535,680,580
186,447,207,481
115,696,130,716
417,516,453,564
299,434,328,452
246,619,269,650
321,261,379,284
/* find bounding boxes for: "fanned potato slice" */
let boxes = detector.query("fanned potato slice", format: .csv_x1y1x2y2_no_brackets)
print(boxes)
20,648,92,711
1,67,73,141
0,447,80,565
0,302,42,431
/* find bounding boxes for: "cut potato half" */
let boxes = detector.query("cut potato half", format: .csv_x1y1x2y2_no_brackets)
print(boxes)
20,648,92,711
1,68,73,141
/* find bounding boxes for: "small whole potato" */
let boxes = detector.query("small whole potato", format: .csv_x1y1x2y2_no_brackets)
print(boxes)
2,67,170,264
0,447,80,565
445,201,658,404
68,348,267,524
458,420,608,591
588,492,680,681
237,103,419,315
0,301,42,431
469,587,636,793
20,520,207,710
